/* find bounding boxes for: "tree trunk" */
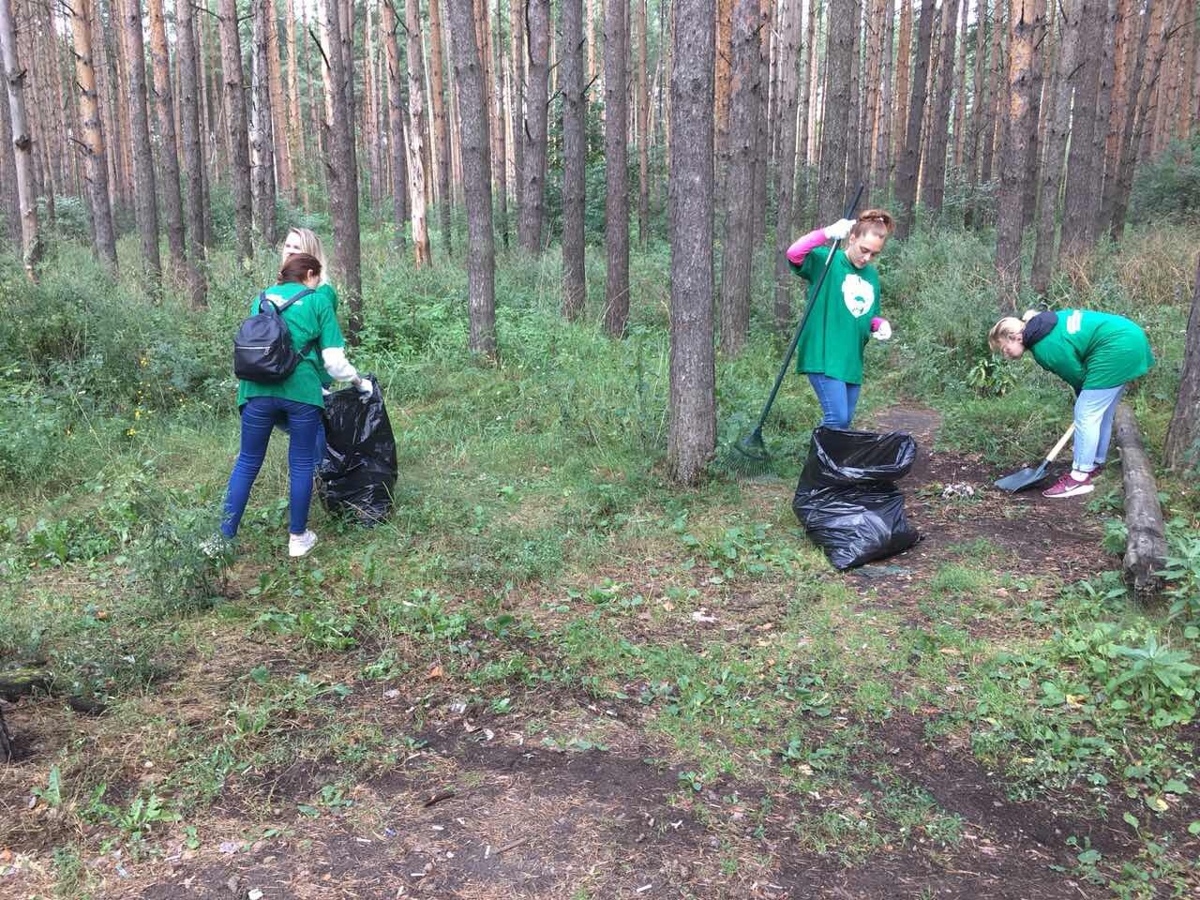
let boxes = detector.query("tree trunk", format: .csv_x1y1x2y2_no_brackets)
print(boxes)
2,0,41,277
892,0,913,198
1166,255,1200,470
603,0,630,337
519,0,550,252
286,0,303,204
69,0,117,273
994,0,1044,306
562,0,588,320
218,0,254,264
447,0,497,358
714,0,733,213
1060,0,1104,256
817,0,856,222
251,0,278,246
175,0,208,297
1031,0,1081,295
668,0,716,485
406,0,432,266
772,0,802,335
636,0,649,245
919,0,960,215
262,0,292,203
381,0,410,251
0,63,17,246
893,0,936,237
428,0,452,255
1115,403,1167,601
491,0,509,248
117,0,162,289
718,0,764,356
510,0,525,216
318,0,363,338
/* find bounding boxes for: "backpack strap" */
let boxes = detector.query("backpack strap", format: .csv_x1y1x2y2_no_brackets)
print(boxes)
273,287,316,314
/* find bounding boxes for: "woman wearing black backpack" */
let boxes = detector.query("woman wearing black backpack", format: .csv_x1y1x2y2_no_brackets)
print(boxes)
209,253,371,558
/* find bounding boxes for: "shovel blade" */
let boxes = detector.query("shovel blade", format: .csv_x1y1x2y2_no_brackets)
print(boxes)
994,462,1049,492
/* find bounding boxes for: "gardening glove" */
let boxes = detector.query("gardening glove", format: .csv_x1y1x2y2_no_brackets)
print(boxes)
824,218,856,242
871,317,892,341
353,377,374,399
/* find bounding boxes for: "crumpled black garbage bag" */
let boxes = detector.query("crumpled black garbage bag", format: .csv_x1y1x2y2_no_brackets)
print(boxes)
317,375,397,526
792,427,920,570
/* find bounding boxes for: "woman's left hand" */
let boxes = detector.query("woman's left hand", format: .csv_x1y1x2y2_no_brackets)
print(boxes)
871,318,892,341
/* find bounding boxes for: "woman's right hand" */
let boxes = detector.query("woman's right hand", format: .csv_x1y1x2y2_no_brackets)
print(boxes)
824,218,856,241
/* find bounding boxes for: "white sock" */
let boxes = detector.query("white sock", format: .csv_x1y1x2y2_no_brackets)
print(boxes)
1070,470,1089,481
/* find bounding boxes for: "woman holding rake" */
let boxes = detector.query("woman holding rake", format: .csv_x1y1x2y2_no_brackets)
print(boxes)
787,210,896,429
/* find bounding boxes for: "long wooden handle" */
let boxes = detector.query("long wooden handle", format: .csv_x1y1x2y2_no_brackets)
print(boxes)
1045,423,1076,463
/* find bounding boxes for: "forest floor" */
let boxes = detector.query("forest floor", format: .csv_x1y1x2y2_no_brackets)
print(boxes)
1,403,1196,899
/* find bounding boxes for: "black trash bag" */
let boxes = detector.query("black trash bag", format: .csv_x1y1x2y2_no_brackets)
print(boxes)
792,427,920,570
317,375,397,526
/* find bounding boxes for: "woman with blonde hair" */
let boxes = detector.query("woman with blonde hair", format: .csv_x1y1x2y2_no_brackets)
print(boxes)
988,309,1154,498
786,209,896,429
213,253,372,557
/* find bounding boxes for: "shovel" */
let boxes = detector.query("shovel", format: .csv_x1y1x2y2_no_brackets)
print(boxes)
994,423,1075,492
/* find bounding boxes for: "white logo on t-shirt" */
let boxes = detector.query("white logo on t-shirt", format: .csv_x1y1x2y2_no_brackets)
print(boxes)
842,274,874,318
1066,310,1083,334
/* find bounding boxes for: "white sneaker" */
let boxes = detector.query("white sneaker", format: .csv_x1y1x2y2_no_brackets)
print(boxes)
288,530,318,558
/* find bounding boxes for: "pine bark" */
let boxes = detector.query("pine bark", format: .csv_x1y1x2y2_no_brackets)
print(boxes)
406,0,432,266
995,0,1044,305
603,0,630,337
265,0,292,201
175,0,208,271
562,0,588,320
719,0,765,356
0,0,39,278
218,0,254,264
667,0,716,485
381,0,410,250
118,0,162,288
1166,254,1200,470
510,0,525,215
1031,0,1080,294
1060,0,1104,255
69,0,117,272
519,0,550,252
251,0,278,245
319,0,363,338
893,0,935,237
635,0,649,245
491,0,508,247
428,0,452,254
772,0,802,334
919,0,960,214
286,0,303,204
447,0,497,358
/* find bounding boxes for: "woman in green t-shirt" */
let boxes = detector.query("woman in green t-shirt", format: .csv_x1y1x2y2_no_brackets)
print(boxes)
786,210,895,429
215,253,371,558
989,309,1154,498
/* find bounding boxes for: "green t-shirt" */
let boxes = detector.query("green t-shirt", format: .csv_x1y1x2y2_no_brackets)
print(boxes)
1029,309,1154,391
791,247,881,384
236,281,347,409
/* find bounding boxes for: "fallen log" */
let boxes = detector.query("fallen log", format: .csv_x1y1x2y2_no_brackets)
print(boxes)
1114,403,1167,601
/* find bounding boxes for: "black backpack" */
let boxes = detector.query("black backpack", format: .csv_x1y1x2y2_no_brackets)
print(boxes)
232,288,315,383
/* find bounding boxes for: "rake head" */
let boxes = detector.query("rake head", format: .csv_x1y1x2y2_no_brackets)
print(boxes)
719,426,773,476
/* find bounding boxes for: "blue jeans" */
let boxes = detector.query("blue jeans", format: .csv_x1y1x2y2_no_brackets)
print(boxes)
273,409,327,468
221,396,322,538
807,374,861,430
1073,385,1126,473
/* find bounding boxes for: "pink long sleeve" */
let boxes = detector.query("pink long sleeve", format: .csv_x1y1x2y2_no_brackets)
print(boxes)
786,228,829,266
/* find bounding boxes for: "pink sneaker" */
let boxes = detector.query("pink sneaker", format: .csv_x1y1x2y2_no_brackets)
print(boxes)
1042,471,1095,498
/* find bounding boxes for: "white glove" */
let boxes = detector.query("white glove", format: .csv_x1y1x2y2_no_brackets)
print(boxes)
353,377,373,398
872,318,892,341
824,218,856,241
